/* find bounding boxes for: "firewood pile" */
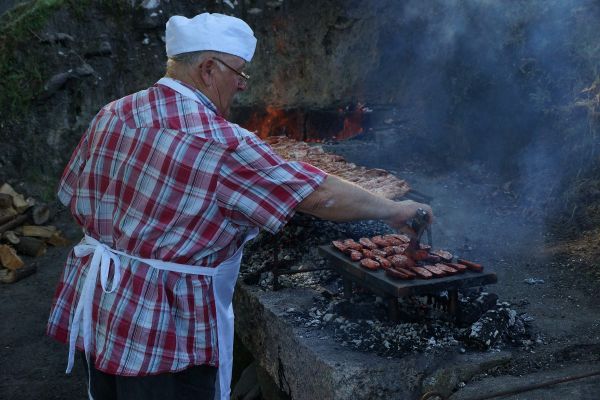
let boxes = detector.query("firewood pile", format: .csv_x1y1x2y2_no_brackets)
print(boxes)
0,183,69,284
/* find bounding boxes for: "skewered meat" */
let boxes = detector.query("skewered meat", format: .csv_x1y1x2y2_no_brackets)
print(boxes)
385,268,413,280
373,255,391,269
457,259,483,272
349,250,363,261
387,254,415,269
435,263,458,274
430,249,453,261
446,262,468,272
360,258,380,270
359,238,378,250
423,264,446,277
265,136,410,199
409,266,433,279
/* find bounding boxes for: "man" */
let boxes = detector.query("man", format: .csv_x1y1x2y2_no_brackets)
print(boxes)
47,12,432,400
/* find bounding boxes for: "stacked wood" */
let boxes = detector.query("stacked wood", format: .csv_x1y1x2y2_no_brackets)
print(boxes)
0,182,70,284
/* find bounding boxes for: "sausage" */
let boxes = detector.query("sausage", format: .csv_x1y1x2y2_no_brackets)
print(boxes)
371,235,392,248
360,258,380,270
371,249,388,258
361,249,375,259
435,263,459,274
394,267,416,278
387,254,415,269
409,266,433,279
430,249,453,261
423,264,446,277
381,235,404,246
388,233,411,243
382,245,406,256
385,267,412,280
343,239,363,251
372,255,391,269
446,262,468,272
457,259,484,272
424,254,442,263
332,240,348,253
349,250,363,261
359,237,378,250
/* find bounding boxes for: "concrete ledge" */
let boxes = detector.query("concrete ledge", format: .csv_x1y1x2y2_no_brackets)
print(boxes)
233,282,514,400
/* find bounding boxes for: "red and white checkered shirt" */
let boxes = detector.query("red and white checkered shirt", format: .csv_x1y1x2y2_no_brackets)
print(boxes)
47,78,326,376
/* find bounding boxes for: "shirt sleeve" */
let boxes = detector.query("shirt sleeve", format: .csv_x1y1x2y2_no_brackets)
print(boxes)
57,127,90,208
216,133,327,233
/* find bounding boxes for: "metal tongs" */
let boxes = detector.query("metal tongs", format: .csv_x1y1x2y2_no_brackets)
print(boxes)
405,207,432,252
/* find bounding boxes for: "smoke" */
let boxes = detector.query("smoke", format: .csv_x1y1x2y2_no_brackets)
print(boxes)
373,0,600,218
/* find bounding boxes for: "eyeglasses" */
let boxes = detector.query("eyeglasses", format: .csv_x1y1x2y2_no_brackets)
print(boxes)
212,57,250,82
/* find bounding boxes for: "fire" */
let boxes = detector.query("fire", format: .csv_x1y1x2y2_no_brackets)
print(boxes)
244,106,302,139
335,103,365,140
243,103,367,142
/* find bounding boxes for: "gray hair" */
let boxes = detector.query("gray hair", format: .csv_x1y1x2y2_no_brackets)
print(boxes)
166,50,228,74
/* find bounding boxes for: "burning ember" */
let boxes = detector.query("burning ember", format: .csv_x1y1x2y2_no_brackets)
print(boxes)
242,103,369,141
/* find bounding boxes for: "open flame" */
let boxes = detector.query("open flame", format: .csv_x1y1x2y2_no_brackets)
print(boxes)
243,103,366,142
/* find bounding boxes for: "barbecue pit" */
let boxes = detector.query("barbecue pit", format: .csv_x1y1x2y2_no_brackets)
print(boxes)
319,244,498,321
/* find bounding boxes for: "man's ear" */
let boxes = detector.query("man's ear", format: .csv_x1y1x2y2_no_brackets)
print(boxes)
198,59,216,86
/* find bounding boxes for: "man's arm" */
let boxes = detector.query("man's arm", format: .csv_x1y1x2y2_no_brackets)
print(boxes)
297,175,432,231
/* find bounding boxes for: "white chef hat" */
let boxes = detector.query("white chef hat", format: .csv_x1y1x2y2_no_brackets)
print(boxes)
165,13,257,62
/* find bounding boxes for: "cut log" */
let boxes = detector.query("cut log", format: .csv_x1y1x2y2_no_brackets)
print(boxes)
0,245,24,270
16,237,47,257
0,193,12,208
46,231,71,247
2,231,20,245
0,213,30,235
0,207,18,225
18,225,58,239
0,183,31,212
31,204,50,225
0,264,37,284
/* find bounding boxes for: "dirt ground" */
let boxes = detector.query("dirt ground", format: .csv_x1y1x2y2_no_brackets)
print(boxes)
1,161,600,399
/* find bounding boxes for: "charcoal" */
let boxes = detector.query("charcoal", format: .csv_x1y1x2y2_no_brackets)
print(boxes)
456,292,498,327
465,307,516,349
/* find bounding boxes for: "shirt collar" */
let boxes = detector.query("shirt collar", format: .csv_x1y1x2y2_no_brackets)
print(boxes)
156,77,218,114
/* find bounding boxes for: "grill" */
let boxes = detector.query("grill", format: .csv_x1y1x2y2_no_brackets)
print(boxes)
318,245,498,321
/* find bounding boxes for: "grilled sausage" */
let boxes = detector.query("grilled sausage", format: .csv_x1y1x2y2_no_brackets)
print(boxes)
359,238,378,250
360,258,380,270
371,235,392,248
430,249,453,261
423,264,446,277
361,249,375,259
343,239,363,251
409,266,433,279
332,240,348,253
385,267,412,280
383,245,406,256
372,249,388,258
381,235,404,246
388,233,411,243
349,250,363,261
373,255,391,269
387,254,415,269
457,259,483,272
435,263,459,274
394,267,417,278
446,262,468,272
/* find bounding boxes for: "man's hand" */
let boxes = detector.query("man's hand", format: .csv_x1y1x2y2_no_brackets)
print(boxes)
384,200,433,232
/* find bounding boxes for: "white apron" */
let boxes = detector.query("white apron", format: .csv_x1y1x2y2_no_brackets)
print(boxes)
65,76,260,400
66,228,258,400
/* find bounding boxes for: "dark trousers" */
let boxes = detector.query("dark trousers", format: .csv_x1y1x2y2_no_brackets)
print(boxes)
81,353,217,400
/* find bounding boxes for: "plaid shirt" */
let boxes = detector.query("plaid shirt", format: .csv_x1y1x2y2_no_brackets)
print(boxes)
47,78,326,376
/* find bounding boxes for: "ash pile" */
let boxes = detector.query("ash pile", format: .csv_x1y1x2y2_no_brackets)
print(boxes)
240,215,540,358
